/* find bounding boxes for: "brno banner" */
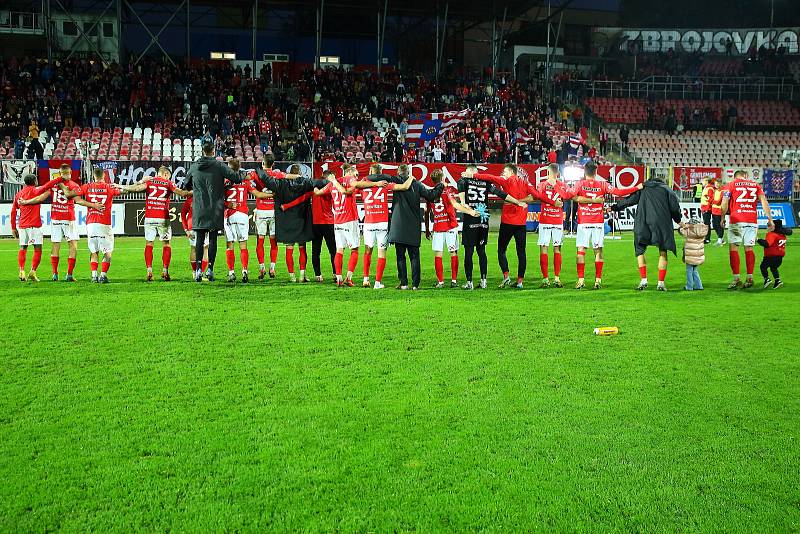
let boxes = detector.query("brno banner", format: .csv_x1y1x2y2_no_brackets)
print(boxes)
0,204,125,236
672,166,724,190
594,27,800,55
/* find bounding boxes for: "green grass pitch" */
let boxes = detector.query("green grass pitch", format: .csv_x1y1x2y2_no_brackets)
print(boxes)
1,232,798,531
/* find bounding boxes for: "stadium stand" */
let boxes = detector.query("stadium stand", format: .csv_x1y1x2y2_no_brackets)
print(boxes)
585,97,800,128
611,129,800,168
0,58,595,165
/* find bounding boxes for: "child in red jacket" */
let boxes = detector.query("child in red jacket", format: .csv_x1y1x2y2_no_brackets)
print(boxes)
757,220,792,289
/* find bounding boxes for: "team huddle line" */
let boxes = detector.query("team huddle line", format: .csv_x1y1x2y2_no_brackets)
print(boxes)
10,146,790,290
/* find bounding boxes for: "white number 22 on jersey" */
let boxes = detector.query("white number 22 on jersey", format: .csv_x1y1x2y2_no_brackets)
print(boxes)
147,186,169,201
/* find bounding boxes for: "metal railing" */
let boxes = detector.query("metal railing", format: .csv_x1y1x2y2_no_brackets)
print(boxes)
581,78,796,102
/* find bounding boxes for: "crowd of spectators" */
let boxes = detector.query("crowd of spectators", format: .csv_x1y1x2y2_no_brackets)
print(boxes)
0,57,585,165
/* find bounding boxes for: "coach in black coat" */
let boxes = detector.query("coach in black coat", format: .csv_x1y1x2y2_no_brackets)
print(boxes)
184,145,241,279
369,167,444,289
186,149,240,231
255,167,328,244
611,177,682,256
610,177,683,289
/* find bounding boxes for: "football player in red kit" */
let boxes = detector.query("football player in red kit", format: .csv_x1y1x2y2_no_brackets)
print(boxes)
118,166,192,281
425,169,479,288
571,162,641,289
720,169,774,289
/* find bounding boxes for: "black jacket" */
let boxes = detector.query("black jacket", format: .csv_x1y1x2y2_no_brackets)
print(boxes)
256,169,327,244
185,156,240,230
371,174,443,247
612,179,682,255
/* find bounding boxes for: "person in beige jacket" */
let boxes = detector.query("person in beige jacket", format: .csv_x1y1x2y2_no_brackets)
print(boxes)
679,219,708,290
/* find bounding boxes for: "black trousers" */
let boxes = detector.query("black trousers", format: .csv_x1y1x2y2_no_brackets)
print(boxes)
312,223,336,277
194,229,218,270
395,243,420,288
463,244,488,282
711,214,724,239
760,256,782,279
498,223,527,279
702,211,712,242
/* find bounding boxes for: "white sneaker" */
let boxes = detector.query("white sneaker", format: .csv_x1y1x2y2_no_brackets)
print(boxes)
462,281,474,290
479,279,487,289
373,281,384,289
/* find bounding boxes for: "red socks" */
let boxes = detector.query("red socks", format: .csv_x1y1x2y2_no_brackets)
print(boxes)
17,250,26,270
144,243,154,269
450,255,459,281
101,261,110,273
376,257,386,282
347,249,359,274
239,248,249,271
226,249,235,270
256,237,265,264
299,246,307,271
67,257,76,275
334,252,343,276
434,256,444,282
286,247,295,273
540,253,548,278
191,260,197,271
32,250,41,270
745,249,755,276
51,255,59,274
363,250,373,278
658,268,666,282
269,237,278,263
729,250,740,275
576,251,586,278
162,246,171,269
639,265,647,279
90,260,99,272
201,260,208,272
554,251,562,277
595,260,604,279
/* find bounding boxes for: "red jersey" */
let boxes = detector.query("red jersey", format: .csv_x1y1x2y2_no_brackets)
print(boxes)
572,178,638,225
723,178,764,224
474,173,553,226
80,181,119,225
180,197,193,231
50,180,81,221
144,176,177,219
249,171,275,212
330,176,358,224
10,186,45,230
537,180,574,225
361,184,395,224
762,231,788,257
429,186,459,232
225,181,256,218
312,187,334,225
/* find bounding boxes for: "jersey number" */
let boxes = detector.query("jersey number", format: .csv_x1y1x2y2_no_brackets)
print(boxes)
148,186,169,201
87,194,107,205
362,188,385,204
467,187,486,203
735,187,757,203
227,188,244,203
52,189,68,204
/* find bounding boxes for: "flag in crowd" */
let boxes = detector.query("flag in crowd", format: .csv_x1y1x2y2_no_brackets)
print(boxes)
763,169,794,197
405,109,471,147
